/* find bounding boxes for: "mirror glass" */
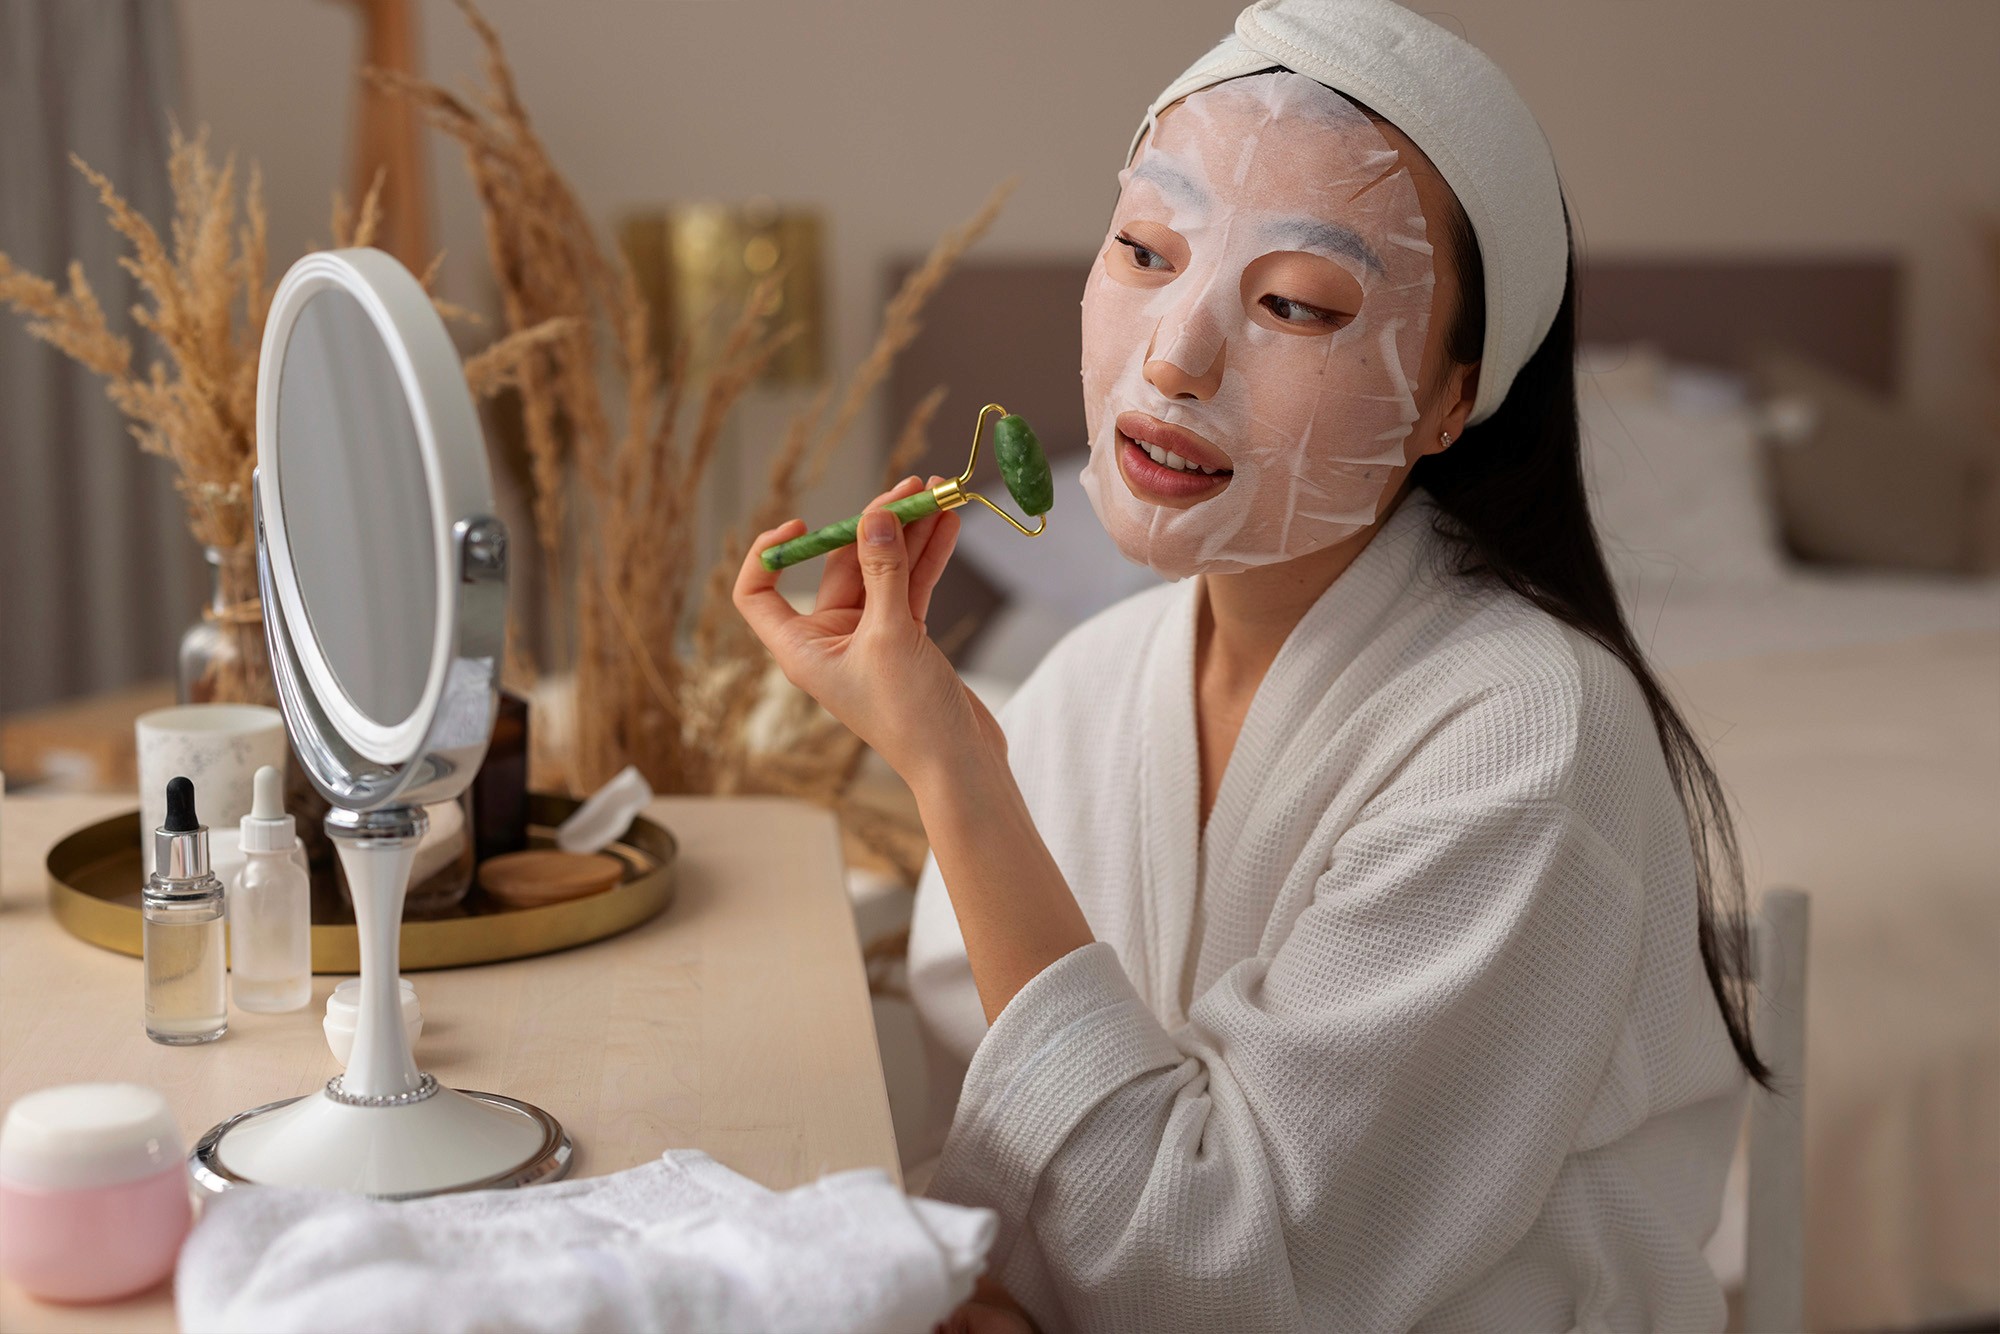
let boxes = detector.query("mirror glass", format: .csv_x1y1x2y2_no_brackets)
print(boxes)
275,287,438,728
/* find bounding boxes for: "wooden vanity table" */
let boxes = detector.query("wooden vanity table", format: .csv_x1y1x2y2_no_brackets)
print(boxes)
0,791,899,1332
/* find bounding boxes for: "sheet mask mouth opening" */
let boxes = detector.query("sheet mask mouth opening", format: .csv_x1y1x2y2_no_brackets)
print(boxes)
1116,432,1235,512
1119,430,1233,477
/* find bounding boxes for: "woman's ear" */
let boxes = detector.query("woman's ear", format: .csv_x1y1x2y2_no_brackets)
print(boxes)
1420,360,1480,456
1444,362,1479,443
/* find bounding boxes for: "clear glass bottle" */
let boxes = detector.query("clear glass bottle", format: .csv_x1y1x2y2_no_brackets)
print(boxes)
231,765,311,1012
142,777,227,1045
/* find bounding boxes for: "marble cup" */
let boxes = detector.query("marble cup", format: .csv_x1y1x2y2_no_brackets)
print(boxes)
136,705,287,876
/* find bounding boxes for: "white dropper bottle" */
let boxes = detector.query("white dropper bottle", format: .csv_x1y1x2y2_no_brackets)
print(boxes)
231,765,312,1013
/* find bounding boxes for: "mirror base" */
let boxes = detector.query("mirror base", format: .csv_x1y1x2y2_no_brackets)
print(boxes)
190,1085,572,1200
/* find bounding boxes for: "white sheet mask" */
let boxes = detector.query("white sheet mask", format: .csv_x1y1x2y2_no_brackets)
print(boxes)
1079,72,1435,578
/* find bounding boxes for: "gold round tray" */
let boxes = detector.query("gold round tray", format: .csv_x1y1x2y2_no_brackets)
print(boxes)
47,794,676,971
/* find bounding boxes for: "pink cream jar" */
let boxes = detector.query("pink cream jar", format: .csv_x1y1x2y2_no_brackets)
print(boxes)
0,1083,192,1303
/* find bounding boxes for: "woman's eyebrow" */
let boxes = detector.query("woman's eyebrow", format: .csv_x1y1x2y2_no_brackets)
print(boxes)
1129,157,1207,207
1261,216,1384,273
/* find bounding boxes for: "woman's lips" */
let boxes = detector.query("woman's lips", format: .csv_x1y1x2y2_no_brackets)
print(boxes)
1116,412,1234,472
1118,431,1233,505
1114,412,1232,506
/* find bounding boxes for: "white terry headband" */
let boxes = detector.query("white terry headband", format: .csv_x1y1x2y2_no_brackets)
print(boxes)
1130,0,1569,424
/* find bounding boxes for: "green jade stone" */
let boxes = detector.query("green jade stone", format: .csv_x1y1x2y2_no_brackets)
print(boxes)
995,414,1053,518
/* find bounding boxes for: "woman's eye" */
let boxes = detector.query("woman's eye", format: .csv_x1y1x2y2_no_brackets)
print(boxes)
1261,294,1343,328
1115,235,1171,272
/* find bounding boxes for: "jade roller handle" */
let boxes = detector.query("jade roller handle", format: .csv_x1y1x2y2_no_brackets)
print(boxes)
760,489,942,571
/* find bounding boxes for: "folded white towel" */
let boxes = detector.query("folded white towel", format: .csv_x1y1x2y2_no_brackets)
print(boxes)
176,1151,994,1334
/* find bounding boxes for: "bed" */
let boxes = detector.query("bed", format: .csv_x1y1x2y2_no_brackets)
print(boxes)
878,256,2000,1329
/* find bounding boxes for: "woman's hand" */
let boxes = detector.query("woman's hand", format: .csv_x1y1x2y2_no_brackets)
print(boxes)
734,475,1005,783
935,1300,1035,1334
935,1277,1038,1334
744,477,1094,1020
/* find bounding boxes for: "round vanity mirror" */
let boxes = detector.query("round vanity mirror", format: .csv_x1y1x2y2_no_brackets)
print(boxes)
194,249,569,1199
275,285,437,741
252,250,508,811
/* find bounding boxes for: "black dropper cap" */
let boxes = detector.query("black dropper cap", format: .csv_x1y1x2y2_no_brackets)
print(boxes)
152,774,212,883
165,776,198,832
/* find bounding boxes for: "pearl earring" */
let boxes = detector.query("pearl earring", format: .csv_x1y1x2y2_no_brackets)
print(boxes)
1439,430,1453,448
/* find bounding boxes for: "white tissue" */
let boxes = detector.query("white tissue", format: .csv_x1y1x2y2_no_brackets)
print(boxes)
556,764,653,854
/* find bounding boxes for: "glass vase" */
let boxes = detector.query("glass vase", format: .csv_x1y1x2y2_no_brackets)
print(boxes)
177,544,274,707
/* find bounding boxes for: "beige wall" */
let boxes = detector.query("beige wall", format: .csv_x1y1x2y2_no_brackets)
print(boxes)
180,0,1999,529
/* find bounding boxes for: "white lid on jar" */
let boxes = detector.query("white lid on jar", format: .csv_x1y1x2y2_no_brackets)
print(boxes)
0,1083,185,1190
323,978,423,1068
324,977,420,1028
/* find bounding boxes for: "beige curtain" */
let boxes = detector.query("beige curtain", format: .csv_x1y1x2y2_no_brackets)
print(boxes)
0,0,203,716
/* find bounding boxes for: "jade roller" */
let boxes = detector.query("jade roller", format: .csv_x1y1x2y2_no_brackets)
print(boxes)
760,402,1052,571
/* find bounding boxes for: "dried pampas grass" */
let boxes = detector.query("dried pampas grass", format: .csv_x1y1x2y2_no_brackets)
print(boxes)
0,126,573,704
380,0,1009,884
0,129,266,556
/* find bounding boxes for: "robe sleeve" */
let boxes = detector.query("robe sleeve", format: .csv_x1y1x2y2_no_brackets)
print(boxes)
925,684,1654,1332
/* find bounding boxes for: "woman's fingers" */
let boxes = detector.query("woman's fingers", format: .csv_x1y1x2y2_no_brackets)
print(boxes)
748,475,949,631
817,476,924,612
733,519,808,646
817,539,863,612
854,489,915,638
909,509,960,624
901,474,948,572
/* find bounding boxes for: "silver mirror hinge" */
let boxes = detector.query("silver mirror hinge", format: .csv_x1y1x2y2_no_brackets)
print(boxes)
455,516,508,584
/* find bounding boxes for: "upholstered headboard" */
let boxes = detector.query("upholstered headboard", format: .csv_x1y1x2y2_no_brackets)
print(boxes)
1575,257,1899,393
888,255,1901,465
887,254,1903,662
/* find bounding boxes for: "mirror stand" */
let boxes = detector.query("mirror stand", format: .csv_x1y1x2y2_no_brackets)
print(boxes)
192,804,572,1198
327,808,429,1101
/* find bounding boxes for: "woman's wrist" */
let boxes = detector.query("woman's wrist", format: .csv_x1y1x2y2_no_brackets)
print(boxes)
905,729,1011,806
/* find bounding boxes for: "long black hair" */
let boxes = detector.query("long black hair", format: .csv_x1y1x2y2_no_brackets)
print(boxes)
1415,199,1771,1087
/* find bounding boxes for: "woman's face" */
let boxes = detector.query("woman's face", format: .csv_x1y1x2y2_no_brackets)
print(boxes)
1079,72,1462,579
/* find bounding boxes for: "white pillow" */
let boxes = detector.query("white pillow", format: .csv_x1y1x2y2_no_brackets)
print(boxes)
1579,352,1787,592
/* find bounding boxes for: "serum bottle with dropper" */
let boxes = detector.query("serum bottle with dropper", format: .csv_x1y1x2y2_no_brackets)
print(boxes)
142,775,227,1045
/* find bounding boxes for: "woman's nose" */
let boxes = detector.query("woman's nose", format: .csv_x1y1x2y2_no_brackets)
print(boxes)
1143,313,1226,401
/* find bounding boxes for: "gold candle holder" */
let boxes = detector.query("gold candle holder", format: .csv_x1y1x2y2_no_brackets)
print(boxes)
620,199,826,384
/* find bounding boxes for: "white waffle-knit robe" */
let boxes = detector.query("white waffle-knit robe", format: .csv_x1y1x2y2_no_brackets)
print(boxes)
908,492,1746,1332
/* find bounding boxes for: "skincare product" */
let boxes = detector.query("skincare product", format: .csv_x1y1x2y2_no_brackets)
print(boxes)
323,977,422,1068
472,689,531,864
0,1082,192,1303
142,776,227,1045
231,765,311,1013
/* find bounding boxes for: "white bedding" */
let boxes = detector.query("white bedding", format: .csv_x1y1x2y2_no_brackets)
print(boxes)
1625,567,2000,667
1577,344,2000,665
1675,629,2000,1329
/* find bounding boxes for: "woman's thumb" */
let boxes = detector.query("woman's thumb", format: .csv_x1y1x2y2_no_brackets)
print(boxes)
857,506,910,629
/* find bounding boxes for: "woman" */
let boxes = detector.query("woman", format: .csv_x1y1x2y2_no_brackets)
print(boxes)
735,1,1761,1328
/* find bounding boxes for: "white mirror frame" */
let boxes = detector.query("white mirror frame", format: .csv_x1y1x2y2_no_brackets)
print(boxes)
255,248,506,808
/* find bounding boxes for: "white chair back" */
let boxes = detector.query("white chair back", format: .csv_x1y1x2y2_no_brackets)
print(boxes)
1743,887,1810,1333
